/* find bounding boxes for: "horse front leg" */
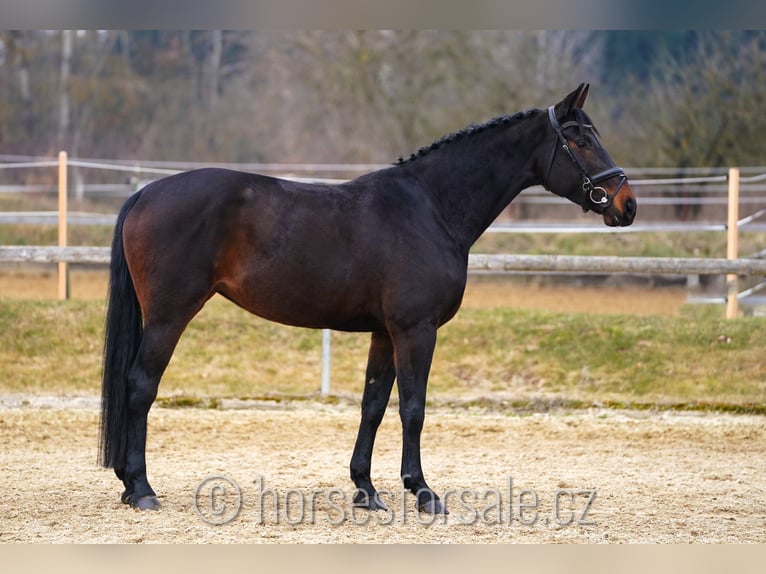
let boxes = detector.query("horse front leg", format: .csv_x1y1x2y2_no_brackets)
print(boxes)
350,331,397,511
392,322,448,515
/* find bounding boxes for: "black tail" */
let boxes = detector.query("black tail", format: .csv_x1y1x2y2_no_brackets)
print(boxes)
99,192,144,469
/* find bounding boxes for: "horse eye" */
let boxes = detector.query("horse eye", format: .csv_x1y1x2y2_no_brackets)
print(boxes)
575,138,589,149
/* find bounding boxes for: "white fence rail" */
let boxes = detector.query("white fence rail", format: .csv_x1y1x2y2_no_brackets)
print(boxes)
3,246,766,276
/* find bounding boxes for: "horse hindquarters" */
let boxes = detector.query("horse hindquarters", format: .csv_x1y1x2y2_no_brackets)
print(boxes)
101,190,213,509
100,192,162,507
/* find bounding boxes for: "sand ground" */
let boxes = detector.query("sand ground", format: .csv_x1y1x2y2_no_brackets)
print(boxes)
1,400,764,543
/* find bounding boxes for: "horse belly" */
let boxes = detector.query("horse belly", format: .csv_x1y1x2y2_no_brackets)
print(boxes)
215,250,383,331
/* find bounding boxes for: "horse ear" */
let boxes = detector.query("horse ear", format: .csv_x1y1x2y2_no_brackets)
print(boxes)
574,83,589,108
553,83,590,119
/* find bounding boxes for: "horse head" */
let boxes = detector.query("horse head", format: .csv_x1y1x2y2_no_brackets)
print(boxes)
542,83,637,227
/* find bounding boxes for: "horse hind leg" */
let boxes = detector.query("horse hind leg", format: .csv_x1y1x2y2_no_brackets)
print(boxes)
350,331,396,511
117,295,209,509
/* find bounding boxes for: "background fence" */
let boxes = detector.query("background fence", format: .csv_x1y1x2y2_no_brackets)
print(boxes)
2,152,766,319
3,153,766,395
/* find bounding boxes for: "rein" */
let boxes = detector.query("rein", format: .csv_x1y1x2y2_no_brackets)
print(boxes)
544,105,627,213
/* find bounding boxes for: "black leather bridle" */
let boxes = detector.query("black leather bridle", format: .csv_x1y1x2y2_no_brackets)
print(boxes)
544,105,627,213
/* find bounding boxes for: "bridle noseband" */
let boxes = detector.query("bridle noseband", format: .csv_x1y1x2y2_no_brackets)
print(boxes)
544,105,627,213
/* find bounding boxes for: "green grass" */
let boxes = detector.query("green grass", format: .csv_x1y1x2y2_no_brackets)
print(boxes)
432,305,766,405
1,297,764,410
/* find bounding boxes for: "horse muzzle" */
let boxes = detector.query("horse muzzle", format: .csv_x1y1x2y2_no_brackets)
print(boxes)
582,167,635,227
602,181,637,227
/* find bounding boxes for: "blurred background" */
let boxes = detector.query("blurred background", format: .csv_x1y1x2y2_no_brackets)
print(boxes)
1,30,766,313
1,30,765,167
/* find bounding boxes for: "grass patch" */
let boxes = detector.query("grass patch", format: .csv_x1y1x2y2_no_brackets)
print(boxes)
432,306,766,405
0,297,764,409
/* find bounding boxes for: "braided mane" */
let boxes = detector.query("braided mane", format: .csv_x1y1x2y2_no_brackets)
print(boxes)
394,109,537,166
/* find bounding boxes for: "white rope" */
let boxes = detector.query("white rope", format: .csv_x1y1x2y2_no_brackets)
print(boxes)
741,172,766,183
630,175,728,185
0,161,59,169
66,160,179,175
737,207,766,227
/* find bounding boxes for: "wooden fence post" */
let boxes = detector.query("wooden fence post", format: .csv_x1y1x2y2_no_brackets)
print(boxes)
726,167,740,319
58,150,69,300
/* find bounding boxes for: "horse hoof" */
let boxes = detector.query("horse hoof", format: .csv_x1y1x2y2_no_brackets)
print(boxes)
419,499,449,515
353,491,390,512
132,495,161,511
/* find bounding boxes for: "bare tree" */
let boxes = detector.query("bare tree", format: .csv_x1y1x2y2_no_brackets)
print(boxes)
231,31,603,165
613,32,766,219
625,31,766,168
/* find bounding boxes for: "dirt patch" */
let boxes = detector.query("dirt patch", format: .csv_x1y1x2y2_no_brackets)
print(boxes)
1,401,764,543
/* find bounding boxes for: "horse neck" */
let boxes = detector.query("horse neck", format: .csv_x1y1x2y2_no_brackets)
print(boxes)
398,111,547,250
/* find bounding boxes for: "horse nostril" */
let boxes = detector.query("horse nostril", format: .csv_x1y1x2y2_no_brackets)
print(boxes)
624,197,636,218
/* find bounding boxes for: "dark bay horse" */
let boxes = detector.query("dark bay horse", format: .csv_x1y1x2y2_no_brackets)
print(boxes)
100,83,636,514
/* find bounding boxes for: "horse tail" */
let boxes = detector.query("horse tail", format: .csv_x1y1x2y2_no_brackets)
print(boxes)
99,191,143,469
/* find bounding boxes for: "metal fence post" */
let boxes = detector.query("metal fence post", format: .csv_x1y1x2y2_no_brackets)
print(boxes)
321,329,331,396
